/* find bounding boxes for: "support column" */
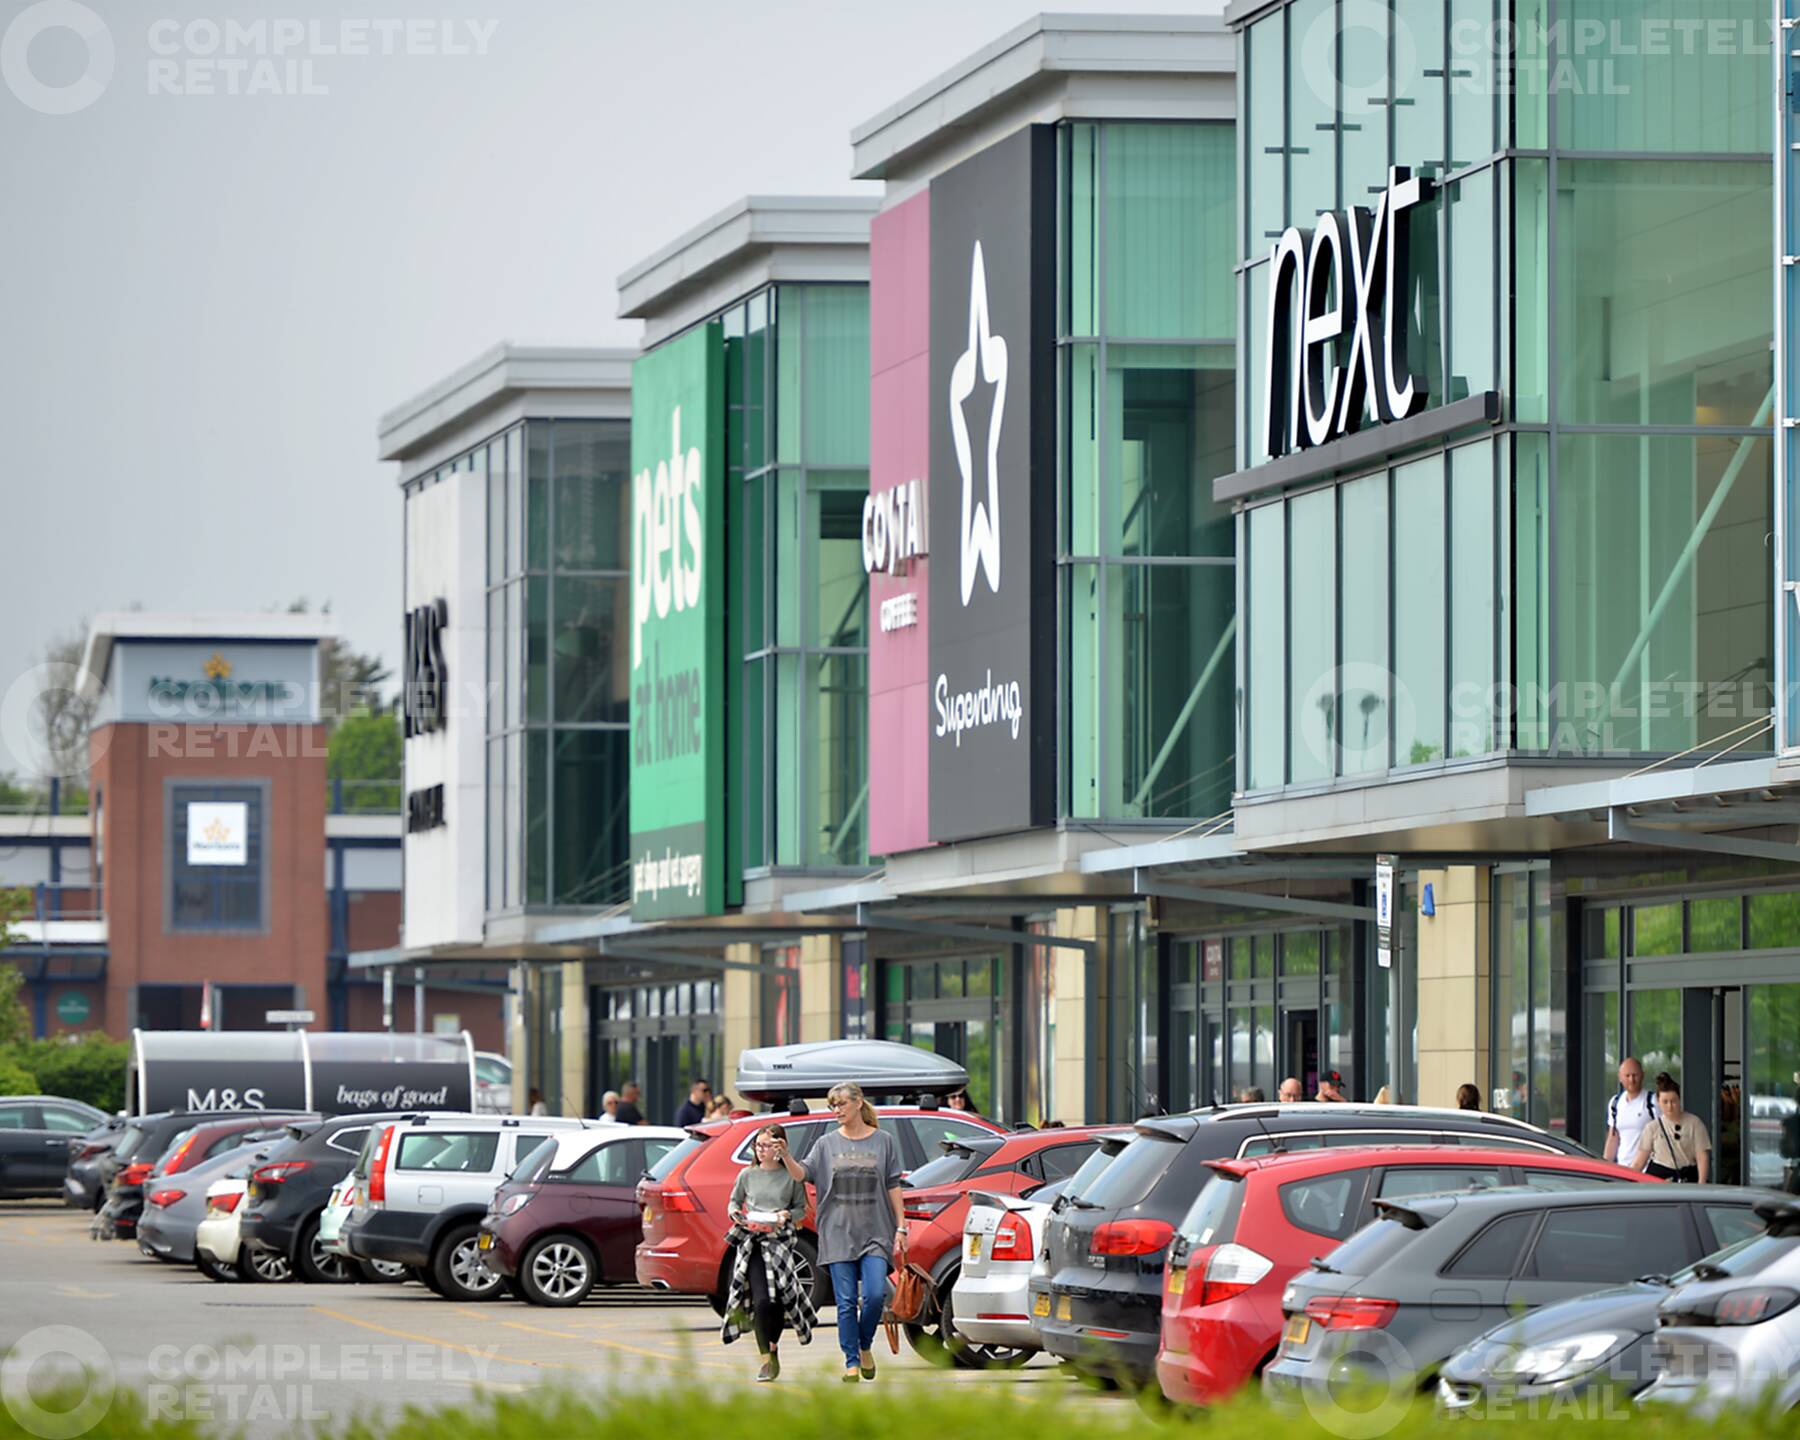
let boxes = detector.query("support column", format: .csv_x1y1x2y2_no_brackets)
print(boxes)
721,943,761,1095
1053,907,1104,1125
1415,866,1490,1109
558,960,589,1117
507,963,527,1115
798,933,841,1043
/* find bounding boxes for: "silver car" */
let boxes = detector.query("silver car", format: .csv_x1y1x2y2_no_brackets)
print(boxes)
1639,1197,1800,1415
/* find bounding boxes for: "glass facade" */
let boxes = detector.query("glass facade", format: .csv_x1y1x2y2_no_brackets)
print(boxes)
590,979,722,1125
724,285,871,872
482,420,632,911
1062,121,1239,821
1234,1,1774,783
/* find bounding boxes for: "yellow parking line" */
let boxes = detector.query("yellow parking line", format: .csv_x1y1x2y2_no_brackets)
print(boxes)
310,1306,577,1372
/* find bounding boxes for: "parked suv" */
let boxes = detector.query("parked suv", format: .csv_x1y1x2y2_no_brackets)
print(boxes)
636,1105,1006,1311
240,1113,411,1283
340,1113,592,1301
0,1096,105,1199
1037,1103,1590,1384
95,1110,311,1241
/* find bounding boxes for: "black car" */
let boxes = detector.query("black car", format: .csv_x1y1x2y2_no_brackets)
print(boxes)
1265,1184,1769,1406
1035,1102,1591,1384
0,1096,106,1199
93,1109,307,1240
239,1113,410,1283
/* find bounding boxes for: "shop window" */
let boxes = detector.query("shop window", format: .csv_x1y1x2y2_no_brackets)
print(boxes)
1392,455,1446,766
1245,502,1286,788
1287,487,1335,785
1749,892,1800,948
1338,473,1389,775
1448,441,1497,759
1688,897,1743,953
1245,15,1285,248
168,786,263,932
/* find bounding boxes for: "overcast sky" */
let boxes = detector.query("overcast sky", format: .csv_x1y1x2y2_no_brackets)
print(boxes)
0,0,1219,778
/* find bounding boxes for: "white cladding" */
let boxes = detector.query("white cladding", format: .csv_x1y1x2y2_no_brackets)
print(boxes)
402,469,485,949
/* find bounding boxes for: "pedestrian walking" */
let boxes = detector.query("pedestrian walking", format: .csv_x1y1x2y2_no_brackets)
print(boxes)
1278,1076,1304,1102
675,1079,712,1128
721,1124,814,1381
599,1090,621,1123
774,1080,905,1382
1603,1057,1656,1168
1633,1074,1710,1183
1316,1071,1347,1102
1455,1083,1481,1111
615,1082,645,1127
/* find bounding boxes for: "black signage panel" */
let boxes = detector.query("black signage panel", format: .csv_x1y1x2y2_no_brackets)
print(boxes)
137,1061,306,1115
926,125,1055,843
308,1060,471,1115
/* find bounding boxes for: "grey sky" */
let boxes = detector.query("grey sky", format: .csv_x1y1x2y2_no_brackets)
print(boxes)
0,0,1219,777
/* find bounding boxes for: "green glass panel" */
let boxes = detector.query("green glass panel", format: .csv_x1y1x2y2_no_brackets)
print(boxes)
1255,933,1275,979
1283,931,1321,977
807,652,868,868
1748,891,1800,948
1393,454,1446,765
1447,0,1496,167
1288,487,1336,785
1492,872,1527,1118
1066,123,1099,338
552,729,628,905
807,474,869,650
1067,563,1100,817
1339,472,1389,775
1104,563,1237,820
525,728,549,905
1449,441,1495,759
740,657,766,870
524,578,547,725
487,438,506,584
1339,0,1388,197
1247,501,1286,788
776,286,800,466
1231,936,1252,980
1512,0,1547,147
939,963,965,999
1286,0,1336,224
1103,345,1236,558
740,470,766,654
519,423,543,576
1632,902,1682,956
1246,14,1285,249
1103,123,1235,339
1531,873,1561,1131
801,286,870,466
1067,344,1101,555
1393,0,1446,174
1746,985,1800,1187
552,575,627,725
1513,158,1549,424
774,469,802,650
1585,989,1621,1152
1555,1,1769,154
1243,264,1270,470
550,420,630,572
1604,907,1622,959
1556,161,1772,428
1553,433,1772,754
1688,897,1742,952
1447,170,1496,403
1405,185,1445,408
744,291,769,472
772,652,802,866
1630,988,1682,1083
1514,432,1549,748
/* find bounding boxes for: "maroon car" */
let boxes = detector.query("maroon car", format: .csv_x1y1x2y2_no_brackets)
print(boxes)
478,1126,684,1306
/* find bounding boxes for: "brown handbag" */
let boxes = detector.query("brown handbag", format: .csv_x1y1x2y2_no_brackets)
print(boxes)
887,1260,935,1323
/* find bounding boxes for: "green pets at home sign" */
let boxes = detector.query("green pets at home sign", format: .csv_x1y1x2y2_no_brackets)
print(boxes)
629,323,727,919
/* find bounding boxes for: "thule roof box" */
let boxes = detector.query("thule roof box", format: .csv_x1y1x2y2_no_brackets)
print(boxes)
734,1039,969,1105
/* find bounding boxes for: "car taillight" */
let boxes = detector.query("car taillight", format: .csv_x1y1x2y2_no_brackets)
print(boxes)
342,1185,358,1206
164,1134,199,1174
210,1192,243,1214
1197,1243,1274,1306
147,1189,185,1208
120,1163,153,1187
905,1195,953,1222
1682,1287,1800,1327
991,1211,1034,1262
368,1125,395,1206
660,1188,701,1213
1090,1219,1175,1257
252,1160,311,1187
1305,1296,1398,1330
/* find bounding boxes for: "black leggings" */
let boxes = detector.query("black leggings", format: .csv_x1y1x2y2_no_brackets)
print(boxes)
747,1245,784,1351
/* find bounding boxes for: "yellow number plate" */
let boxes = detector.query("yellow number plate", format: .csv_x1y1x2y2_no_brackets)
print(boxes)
1033,1294,1051,1318
967,1234,982,1261
1056,1296,1072,1321
1167,1267,1185,1296
1282,1314,1311,1348
477,1232,494,1250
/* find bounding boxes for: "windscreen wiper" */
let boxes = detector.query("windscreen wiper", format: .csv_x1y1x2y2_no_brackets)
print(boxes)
1308,1256,1339,1274
1065,1195,1103,1210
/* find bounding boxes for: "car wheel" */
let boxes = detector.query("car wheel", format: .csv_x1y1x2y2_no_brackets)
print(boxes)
358,1259,410,1284
195,1252,240,1283
432,1223,504,1302
905,1269,1033,1371
245,1246,291,1284
295,1218,357,1284
519,1235,597,1307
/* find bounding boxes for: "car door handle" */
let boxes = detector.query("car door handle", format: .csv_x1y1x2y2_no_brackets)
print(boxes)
45,1138,68,1146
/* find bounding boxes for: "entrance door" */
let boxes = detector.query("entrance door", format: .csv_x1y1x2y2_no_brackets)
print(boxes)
1284,1010,1320,1096
1745,984,1800,1193
1633,986,1742,1184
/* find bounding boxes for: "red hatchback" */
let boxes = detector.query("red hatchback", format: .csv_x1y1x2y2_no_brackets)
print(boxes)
635,1106,1005,1310
1155,1145,1657,1406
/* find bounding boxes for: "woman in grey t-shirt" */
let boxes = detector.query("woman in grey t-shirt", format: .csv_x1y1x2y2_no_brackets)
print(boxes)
776,1081,906,1381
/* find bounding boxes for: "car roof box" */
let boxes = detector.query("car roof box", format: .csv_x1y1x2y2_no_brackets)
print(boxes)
734,1040,969,1104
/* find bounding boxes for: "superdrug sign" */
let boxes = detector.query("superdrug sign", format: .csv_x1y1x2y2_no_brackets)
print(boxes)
1261,166,1435,461
403,599,448,738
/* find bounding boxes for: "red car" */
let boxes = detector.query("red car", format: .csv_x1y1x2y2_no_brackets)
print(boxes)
897,1126,1129,1365
635,1106,1004,1311
1155,1145,1658,1406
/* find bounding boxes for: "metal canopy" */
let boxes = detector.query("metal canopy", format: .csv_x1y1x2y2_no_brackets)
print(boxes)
1136,870,1377,923
1605,811,1800,865
853,903,1097,954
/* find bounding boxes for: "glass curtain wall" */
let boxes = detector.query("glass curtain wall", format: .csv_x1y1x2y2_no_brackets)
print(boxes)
882,956,1006,1119
1062,122,1239,822
591,980,722,1124
484,420,632,911
1491,865,1566,1133
727,285,871,872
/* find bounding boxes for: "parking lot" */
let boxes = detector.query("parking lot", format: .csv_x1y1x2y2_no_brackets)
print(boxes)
0,1201,1083,1429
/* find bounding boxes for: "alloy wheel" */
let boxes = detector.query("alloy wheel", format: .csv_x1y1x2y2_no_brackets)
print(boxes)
449,1237,501,1296
530,1242,591,1302
247,1248,290,1283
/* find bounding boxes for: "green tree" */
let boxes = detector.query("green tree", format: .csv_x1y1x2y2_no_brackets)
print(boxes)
285,598,394,729
328,710,403,812
0,772,34,810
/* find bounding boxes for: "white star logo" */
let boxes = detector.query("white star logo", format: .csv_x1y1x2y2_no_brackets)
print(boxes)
949,239,1006,606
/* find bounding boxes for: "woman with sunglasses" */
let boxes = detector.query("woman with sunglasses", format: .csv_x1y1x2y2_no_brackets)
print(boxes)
1633,1072,1711,1183
772,1080,905,1382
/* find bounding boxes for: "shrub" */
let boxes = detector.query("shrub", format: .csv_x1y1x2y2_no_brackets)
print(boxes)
17,1032,129,1111
0,1052,37,1096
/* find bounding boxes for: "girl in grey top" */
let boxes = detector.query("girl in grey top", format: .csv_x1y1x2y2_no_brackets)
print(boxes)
776,1081,907,1381
724,1125,812,1380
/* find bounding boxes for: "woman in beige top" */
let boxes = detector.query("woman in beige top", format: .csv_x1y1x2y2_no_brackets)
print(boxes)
1632,1074,1710,1183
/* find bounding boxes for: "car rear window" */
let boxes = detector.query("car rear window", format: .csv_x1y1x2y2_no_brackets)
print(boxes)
511,1138,556,1184
1327,1217,1425,1277
1375,1166,1503,1202
395,1131,500,1172
1063,1144,1122,1200
1281,1172,1361,1239
647,1133,710,1182
1179,1170,1244,1246
1078,1134,1182,1211
114,1124,149,1160
1443,1212,1537,1278
906,1147,985,1190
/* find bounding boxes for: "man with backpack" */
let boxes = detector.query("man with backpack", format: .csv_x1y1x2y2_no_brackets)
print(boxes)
1603,1057,1656,1167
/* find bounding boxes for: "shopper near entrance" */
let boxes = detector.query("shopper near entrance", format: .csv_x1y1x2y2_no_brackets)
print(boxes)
675,1079,712,1128
1278,1076,1304,1103
1632,1074,1711,1183
1604,1057,1656,1167
1456,1083,1482,1111
774,1080,905,1382
722,1124,814,1381
526,1087,549,1116
1316,1071,1347,1102
599,1090,621,1122
616,1082,646,1127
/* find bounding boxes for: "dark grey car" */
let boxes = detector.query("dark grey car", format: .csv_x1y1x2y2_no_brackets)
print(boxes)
1264,1185,1771,1407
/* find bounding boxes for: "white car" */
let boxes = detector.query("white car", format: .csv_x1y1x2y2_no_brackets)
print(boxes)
475,1052,513,1115
195,1175,288,1283
952,1138,1129,1357
318,1175,407,1281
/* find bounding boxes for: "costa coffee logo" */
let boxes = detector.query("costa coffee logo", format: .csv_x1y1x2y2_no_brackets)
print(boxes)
1261,166,1435,461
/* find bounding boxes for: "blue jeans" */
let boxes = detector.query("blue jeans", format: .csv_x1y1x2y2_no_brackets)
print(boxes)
825,1254,889,1368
